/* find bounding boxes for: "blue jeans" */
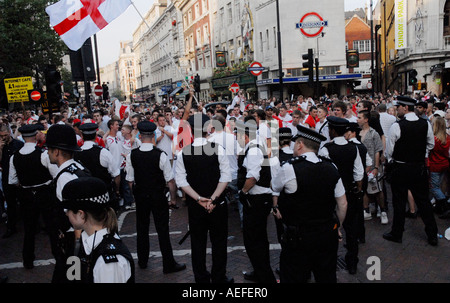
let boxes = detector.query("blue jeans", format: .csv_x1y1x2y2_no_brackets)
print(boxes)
429,171,446,201
120,169,134,206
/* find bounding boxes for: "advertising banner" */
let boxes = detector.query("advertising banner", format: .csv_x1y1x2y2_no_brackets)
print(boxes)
395,0,407,49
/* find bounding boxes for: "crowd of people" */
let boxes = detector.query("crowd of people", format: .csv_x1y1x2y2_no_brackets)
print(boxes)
0,86,448,283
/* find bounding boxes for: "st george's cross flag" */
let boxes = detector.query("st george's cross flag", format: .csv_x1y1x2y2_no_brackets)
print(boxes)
46,0,132,51
113,98,130,120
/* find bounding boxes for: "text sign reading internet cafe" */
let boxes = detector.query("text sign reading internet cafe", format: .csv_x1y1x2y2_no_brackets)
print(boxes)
295,12,328,38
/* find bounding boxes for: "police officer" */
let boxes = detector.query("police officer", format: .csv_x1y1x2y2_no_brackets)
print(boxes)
1,123,24,238
277,127,294,163
126,121,186,273
345,122,371,244
8,124,59,269
236,117,276,283
46,124,90,283
74,121,120,211
62,177,135,283
319,116,364,275
272,127,294,244
175,114,233,283
272,125,347,283
384,96,438,246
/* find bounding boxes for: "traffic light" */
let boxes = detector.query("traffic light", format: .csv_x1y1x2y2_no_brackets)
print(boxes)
409,69,418,86
302,49,314,87
102,82,109,101
194,74,201,93
44,65,62,104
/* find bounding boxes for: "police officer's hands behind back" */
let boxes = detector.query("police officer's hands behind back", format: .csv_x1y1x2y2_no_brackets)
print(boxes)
272,207,282,220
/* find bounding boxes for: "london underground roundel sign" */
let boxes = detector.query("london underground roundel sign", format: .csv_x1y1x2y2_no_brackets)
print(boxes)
296,12,328,38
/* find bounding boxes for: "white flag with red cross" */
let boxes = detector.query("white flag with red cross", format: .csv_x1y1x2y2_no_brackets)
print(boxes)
114,99,130,120
46,0,132,51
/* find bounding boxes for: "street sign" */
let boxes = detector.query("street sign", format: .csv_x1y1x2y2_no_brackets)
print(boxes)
295,12,328,38
367,82,373,90
230,83,240,93
94,84,103,96
248,61,264,76
4,76,33,103
28,90,43,103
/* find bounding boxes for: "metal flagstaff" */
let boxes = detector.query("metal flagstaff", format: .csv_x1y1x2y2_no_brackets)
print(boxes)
130,1,199,104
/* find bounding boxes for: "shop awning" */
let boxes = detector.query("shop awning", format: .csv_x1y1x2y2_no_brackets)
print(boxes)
170,87,184,97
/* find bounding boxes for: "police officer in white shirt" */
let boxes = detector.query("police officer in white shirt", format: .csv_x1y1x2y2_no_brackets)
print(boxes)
272,124,347,283
46,124,90,283
383,96,438,246
62,177,134,283
8,124,59,270
125,121,185,273
236,117,276,283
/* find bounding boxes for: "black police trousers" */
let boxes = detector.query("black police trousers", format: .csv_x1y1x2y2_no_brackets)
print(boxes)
242,193,277,283
187,197,228,283
135,190,176,270
390,162,438,239
18,186,59,266
343,191,362,269
279,224,339,283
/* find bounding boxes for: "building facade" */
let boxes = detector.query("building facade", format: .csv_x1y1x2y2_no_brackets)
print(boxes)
177,0,214,101
252,0,360,100
378,0,450,95
117,41,137,101
210,0,257,101
345,14,374,92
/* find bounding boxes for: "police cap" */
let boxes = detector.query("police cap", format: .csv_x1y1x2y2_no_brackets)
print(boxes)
137,121,157,135
61,177,110,211
395,96,416,106
291,125,326,143
18,123,44,137
326,116,349,129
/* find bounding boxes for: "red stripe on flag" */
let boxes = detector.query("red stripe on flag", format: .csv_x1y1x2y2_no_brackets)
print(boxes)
53,8,88,36
80,0,108,29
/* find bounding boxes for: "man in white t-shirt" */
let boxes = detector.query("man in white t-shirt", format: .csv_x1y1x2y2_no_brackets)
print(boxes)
278,105,293,128
105,119,124,174
155,114,175,161
229,89,246,113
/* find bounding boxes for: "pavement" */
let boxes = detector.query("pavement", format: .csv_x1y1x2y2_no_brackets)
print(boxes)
0,197,449,285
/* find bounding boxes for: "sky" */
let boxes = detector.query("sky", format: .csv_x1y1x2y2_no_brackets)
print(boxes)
96,0,374,68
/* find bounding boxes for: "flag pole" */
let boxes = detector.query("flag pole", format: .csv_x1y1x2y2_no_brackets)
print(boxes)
130,1,199,104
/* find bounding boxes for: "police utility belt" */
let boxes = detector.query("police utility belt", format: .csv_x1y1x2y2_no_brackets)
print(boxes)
281,218,337,247
20,180,52,190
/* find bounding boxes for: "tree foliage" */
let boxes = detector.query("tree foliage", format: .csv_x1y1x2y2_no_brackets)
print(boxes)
0,0,67,85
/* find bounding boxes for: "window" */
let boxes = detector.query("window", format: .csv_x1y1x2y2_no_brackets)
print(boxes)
235,0,240,22
203,24,209,44
202,0,208,12
286,68,303,77
266,29,269,50
190,34,194,51
227,3,232,25
353,40,371,53
184,15,187,28
273,27,277,48
197,29,202,47
260,32,263,52
195,4,200,19
188,10,192,25
220,8,224,28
